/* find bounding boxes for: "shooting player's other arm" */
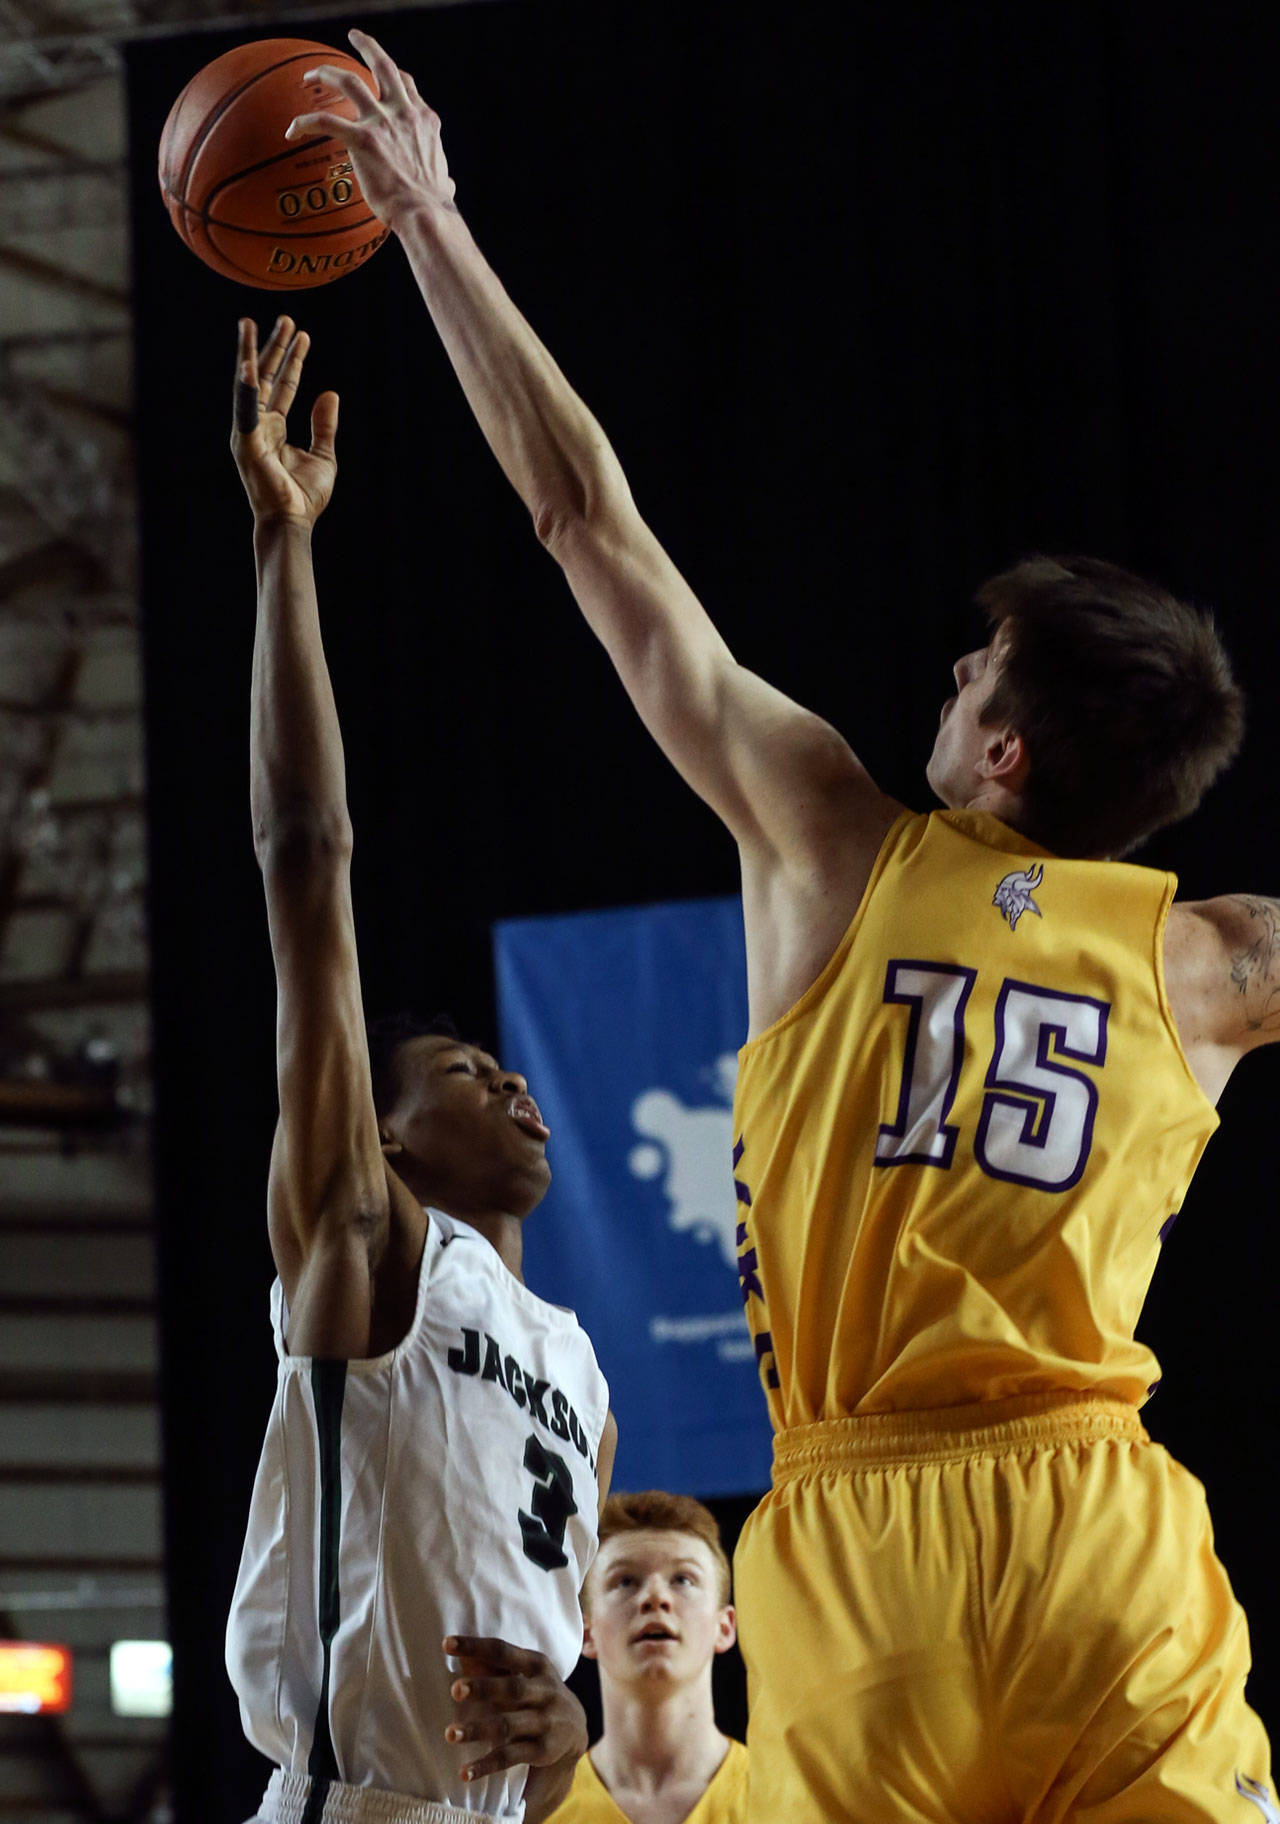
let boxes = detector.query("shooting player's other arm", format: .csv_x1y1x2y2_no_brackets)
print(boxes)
253,519,390,1358
234,317,421,1358
1164,895,1280,1101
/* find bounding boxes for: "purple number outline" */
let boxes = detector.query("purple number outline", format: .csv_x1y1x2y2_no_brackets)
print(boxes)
974,977,1109,1192
875,959,977,1170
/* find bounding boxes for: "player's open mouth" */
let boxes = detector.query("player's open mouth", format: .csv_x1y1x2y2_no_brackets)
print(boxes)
508,1096,550,1141
631,1625,678,1644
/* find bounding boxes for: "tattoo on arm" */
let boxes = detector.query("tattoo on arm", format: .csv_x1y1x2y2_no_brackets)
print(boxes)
1228,895,1280,1032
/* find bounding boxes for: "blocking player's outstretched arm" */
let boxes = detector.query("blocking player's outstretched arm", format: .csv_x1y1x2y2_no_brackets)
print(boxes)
232,315,422,1358
289,37,904,964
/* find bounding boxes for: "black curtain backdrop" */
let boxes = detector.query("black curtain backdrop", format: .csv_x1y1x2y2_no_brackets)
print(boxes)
127,3,1279,1815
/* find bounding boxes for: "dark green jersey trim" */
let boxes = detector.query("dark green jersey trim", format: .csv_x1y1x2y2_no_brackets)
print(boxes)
308,1358,347,1784
299,1775,331,1824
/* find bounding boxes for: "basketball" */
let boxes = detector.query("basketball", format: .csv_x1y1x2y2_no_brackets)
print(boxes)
158,38,388,290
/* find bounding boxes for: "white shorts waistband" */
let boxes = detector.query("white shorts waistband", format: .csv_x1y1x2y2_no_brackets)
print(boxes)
255,1770,503,1824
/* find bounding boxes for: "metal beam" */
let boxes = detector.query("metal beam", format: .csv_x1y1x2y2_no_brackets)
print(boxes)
0,0,490,101
0,591,138,630
0,1077,127,1126
0,113,97,158
0,39,120,104
0,641,79,929
0,968,147,1010
0,378,123,556
0,164,124,236
0,1462,159,1482
0,327,128,351
0,537,103,601
0,1368,157,1402
0,239,128,309
20,380,132,431
0,1211,152,1233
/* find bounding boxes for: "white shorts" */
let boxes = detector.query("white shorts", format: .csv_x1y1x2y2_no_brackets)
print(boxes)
248,1770,505,1824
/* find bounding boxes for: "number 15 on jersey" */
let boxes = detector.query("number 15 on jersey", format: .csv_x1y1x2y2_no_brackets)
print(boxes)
874,960,1109,1193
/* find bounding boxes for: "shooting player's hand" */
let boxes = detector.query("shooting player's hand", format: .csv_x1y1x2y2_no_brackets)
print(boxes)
286,29,456,229
230,316,338,528
442,1635,587,1782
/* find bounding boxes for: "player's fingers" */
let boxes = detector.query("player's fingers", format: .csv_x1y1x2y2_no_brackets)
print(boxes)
233,319,259,436
285,107,374,145
446,1707,534,1745
309,391,339,462
301,62,380,114
450,1672,533,1708
236,315,258,378
257,315,294,397
459,1732,542,1783
447,1707,542,1753
267,329,308,417
445,1636,546,1676
347,29,407,109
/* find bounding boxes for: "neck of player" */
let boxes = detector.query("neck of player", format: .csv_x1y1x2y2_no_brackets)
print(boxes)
592,1677,728,1798
446,1207,525,1280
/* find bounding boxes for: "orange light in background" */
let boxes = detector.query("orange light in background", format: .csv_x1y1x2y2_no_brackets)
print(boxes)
0,1641,72,1714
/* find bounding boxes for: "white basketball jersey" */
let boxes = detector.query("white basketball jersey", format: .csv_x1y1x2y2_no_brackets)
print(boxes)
226,1210,610,1822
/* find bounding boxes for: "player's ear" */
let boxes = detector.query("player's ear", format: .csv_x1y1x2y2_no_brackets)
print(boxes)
714,1604,737,1654
981,725,1029,792
580,1617,599,1660
379,1127,403,1158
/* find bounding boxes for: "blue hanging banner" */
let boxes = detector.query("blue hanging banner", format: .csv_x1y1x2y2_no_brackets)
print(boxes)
494,897,772,1497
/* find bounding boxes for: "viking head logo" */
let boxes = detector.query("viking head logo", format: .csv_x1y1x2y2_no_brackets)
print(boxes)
1236,1773,1280,1822
992,863,1044,931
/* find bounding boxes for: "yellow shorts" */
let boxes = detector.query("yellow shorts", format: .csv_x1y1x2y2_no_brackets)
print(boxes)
734,1392,1272,1823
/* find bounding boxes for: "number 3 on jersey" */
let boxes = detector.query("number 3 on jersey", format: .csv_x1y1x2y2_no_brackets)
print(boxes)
875,960,1109,1192
518,1434,578,1572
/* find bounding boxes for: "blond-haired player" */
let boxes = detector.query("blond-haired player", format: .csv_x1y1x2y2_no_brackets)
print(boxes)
549,1493,746,1824
292,34,1276,1822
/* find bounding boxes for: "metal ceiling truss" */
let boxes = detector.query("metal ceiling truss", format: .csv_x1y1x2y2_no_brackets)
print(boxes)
0,0,469,101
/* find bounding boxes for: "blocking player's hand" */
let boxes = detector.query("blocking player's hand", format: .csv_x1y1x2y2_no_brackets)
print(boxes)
230,315,338,529
286,29,456,229
442,1635,587,1783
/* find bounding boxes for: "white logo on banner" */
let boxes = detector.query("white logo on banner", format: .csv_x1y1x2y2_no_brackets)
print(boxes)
628,1053,753,1364
628,1053,739,1266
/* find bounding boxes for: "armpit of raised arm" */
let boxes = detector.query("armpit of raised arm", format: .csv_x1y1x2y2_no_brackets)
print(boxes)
1222,894,1280,1037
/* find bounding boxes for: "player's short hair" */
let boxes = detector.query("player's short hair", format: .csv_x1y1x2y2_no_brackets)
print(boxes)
977,555,1244,858
366,1011,462,1117
585,1491,732,1609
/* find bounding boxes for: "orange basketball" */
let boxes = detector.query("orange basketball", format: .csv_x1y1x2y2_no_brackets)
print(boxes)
158,38,389,290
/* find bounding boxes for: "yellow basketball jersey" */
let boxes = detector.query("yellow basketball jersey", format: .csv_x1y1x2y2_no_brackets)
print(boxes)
732,809,1219,1426
547,1740,749,1824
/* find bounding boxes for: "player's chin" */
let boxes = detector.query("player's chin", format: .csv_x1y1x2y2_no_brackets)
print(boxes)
924,749,956,807
512,1151,552,1211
